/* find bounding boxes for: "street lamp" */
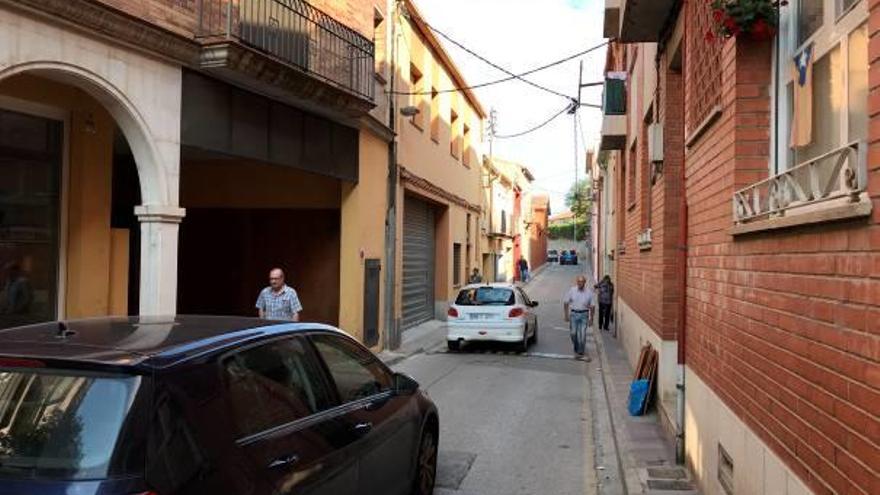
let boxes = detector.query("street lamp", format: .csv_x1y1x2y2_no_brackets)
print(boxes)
400,105,420,117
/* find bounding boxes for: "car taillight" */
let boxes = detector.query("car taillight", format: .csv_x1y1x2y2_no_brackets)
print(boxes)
448,307,459,318
508,308,524,318
0,358,45,368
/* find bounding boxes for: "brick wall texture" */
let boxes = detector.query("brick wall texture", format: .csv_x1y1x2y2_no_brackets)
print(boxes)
615,43,685,342
681,4,880,494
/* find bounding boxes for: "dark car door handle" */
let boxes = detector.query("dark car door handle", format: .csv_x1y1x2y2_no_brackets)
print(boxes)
353,422,373,436
268,454,299,469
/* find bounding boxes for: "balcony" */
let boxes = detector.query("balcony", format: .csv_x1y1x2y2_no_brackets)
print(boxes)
731,141,873,235
619,0,677,42
599,76,626,151
604,0,620,38
198,0,375,116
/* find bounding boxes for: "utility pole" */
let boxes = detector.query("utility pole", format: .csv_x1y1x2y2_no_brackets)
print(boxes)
572,61,584,246
383,0,401,350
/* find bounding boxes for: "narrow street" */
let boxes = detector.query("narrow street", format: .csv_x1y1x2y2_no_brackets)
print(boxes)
393,264,603,495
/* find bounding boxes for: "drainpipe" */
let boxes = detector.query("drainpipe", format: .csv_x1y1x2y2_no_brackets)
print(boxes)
675,0,688,465
383,0,400,350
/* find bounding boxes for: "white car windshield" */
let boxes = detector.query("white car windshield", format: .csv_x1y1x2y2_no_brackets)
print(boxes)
455,288,515,306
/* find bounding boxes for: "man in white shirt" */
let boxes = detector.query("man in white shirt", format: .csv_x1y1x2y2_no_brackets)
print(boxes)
563,275,594,358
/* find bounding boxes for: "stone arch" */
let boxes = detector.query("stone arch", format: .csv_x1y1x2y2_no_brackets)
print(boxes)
0,60,171,206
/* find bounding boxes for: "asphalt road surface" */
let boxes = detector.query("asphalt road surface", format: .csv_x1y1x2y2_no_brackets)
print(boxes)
393,264,600,495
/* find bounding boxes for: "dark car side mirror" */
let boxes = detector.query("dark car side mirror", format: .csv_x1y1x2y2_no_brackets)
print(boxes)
393,372,420,395
530,301,539,308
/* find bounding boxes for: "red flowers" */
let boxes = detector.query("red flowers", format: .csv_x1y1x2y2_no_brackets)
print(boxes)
707,0,781,42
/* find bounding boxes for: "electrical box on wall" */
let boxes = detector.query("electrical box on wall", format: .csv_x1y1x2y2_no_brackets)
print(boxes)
648,123,664,163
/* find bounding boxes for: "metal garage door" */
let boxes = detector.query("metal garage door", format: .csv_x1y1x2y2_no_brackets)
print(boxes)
402,196,435,329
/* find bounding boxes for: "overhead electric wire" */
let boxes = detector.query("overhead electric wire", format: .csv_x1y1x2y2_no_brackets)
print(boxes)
386,40,609,96
493,104,572,139
424,22,574,99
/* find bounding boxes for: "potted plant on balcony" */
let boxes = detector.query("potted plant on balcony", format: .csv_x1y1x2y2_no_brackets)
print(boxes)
706,0,786,42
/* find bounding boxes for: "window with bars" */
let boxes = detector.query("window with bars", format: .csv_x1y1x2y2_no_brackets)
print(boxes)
685,0,723,135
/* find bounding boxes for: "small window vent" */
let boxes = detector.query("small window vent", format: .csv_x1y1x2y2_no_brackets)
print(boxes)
718,443,734,495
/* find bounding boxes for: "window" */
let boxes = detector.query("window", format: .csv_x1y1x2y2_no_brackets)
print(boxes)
409,63,424,129
0,109,63,330
430,87,440,141
222,338,334,437
685,0,722,134
455,287,515,306
775,0,867,172
450,108,460,158
311,335,392,403
463,124,471,167
0,368,142,480
798,0,823,44
373,7,386,80
641,126,652,229
627,144,637,207
453,243,462,286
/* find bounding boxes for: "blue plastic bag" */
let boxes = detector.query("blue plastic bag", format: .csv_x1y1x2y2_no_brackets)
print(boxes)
628,379,650,416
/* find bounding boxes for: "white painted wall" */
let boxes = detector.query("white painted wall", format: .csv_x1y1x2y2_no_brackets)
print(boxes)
685,367,813,495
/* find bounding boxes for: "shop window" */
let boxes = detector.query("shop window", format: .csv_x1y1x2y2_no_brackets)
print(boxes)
0,109,62,329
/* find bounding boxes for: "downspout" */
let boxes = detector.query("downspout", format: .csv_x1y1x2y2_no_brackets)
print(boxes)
383,0,400,350
675,2,688,464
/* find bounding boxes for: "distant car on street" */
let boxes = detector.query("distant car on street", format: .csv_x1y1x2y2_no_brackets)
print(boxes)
446,283,538,352
0,316,438,495
546,249,559,263
560,250,578,265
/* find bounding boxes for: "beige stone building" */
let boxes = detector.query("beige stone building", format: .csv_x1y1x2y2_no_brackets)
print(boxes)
0,0,393,347
390,0,487,330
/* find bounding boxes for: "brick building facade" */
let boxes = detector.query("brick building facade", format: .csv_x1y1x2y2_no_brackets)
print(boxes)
599,0,879,493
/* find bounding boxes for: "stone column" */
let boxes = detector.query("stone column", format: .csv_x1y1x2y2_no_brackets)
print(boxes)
135,204,186,316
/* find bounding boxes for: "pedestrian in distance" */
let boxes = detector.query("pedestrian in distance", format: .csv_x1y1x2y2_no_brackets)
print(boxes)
518,256,530,283
563,275,594,359
469,268,483,284
256,267,303,321
595,275,614,332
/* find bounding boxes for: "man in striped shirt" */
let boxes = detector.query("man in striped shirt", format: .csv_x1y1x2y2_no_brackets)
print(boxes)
256,268,303,321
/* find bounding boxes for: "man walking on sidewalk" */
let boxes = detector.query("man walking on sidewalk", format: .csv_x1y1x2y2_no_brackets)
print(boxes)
595,275,614,331
256,268,303,321
518,256,530,283
563,275,594,359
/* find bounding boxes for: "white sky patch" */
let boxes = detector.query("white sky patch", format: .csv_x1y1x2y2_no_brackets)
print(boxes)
414,0,607,213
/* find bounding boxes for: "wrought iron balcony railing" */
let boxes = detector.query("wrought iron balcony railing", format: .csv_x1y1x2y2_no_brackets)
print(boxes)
198,0,375,101
732,141,868,224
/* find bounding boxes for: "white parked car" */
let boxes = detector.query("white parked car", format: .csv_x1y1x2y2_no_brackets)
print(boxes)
446,283,538,352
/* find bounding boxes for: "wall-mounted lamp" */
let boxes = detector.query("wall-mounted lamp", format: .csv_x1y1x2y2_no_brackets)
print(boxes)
83,112,97,134
400,105,420,117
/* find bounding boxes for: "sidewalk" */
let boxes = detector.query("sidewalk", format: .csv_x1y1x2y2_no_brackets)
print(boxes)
592,327,699,494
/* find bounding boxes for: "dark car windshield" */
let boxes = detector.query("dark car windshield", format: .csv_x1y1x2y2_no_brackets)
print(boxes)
456,287,516,306
0,367,142,480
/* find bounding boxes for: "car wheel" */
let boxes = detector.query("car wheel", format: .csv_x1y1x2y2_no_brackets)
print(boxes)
414,429,438,495
530,322,539,344
519,330,529,353
447,340,460,352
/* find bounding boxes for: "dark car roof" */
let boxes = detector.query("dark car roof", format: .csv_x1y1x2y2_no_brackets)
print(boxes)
0,316,342,371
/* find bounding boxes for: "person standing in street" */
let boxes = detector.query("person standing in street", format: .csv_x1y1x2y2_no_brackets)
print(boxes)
518,256,530,283
563,275,594,359
256,268,303,321
595,275,614,332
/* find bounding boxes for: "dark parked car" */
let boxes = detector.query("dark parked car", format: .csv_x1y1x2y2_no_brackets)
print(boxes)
560,250,578,265
546,249,559,263
0,316,438,495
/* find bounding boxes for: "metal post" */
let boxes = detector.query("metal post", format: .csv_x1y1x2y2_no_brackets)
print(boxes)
383,0,401,350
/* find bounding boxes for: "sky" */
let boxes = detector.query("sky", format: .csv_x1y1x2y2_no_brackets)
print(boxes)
414,0,607,214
